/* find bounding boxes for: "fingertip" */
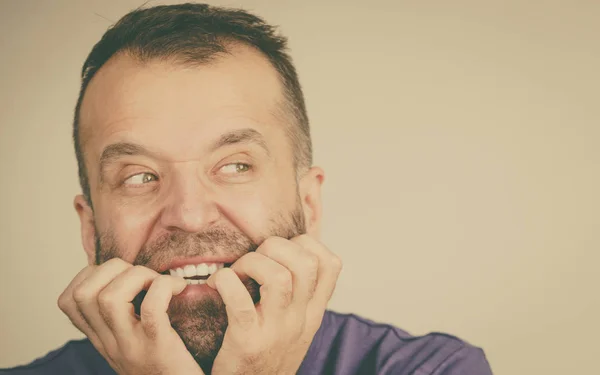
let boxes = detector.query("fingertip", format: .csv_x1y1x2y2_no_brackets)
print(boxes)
172,276,187,294
207,268,230,289
206,273,216,289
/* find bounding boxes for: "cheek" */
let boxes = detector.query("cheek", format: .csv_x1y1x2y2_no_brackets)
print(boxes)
95,200,158,262
215,181,296,242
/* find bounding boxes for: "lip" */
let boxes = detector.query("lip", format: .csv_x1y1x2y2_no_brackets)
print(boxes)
158,255,239,274
175,283,220,300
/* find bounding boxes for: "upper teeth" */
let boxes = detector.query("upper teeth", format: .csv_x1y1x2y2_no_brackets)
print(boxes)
169,263,224,277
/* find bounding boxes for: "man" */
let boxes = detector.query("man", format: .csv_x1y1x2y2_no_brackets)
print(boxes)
1,3,492,374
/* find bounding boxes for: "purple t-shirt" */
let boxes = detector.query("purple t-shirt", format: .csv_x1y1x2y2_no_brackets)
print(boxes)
1,310,493,374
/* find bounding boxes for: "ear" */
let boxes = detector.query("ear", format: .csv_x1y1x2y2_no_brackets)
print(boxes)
74,195,97,265
298,166,325,239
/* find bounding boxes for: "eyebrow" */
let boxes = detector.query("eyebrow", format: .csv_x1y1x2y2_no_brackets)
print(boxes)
98,128,270,179
210,128,270,155
99,142,152,175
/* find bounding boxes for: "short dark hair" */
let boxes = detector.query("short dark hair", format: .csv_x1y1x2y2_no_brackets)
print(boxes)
73,3,312,205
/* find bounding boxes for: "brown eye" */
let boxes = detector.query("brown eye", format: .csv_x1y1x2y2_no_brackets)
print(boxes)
124,172,158,185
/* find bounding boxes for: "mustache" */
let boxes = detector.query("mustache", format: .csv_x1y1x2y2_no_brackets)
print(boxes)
133,228,257,270
96,227,257,269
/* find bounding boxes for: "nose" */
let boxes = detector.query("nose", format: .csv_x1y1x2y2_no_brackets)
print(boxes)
159,172,220,233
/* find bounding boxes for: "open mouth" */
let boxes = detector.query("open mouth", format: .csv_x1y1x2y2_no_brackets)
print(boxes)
161,262,233,285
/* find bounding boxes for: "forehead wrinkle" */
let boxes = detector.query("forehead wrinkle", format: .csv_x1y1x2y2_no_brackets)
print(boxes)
98,127,273,180
81,47,288,179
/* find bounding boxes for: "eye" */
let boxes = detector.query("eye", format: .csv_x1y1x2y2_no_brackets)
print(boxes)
124,172,158,186
219,162,251,175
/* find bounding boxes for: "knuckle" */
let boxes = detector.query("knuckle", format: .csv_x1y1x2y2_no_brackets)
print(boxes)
72,285,91,304
97,289,117,309
273,270,292,288
57,293,70,311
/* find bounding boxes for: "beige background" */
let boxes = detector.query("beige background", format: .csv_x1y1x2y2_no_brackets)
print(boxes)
1,0,598,374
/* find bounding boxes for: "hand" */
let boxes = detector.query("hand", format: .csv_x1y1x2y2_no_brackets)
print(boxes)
206,235,343,375
57,258,205,375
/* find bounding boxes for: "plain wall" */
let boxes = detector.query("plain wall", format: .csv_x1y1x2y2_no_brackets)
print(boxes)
1,1,598,374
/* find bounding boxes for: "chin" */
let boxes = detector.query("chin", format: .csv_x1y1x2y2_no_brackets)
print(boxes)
169,295,228,367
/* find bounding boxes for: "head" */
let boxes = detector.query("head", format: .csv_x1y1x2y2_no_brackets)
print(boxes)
72,3,323,371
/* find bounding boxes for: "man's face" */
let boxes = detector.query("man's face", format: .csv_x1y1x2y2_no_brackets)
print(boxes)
75,45,321,365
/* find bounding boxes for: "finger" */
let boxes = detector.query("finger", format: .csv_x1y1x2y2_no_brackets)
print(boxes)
207,267,258,330
58,266,107,354
291,235,343,308
226,252,293,316
72,259,132,349
58,265,96,322
138,275,187,339
256,236,319,307
97,265,164,338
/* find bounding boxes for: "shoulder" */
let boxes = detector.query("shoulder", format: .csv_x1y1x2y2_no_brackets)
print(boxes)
0,339,114,375
299,310,492,375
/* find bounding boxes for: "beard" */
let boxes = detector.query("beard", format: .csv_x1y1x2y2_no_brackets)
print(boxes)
94,200,306,372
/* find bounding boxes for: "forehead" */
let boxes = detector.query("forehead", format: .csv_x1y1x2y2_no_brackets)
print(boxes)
79,44,286,161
